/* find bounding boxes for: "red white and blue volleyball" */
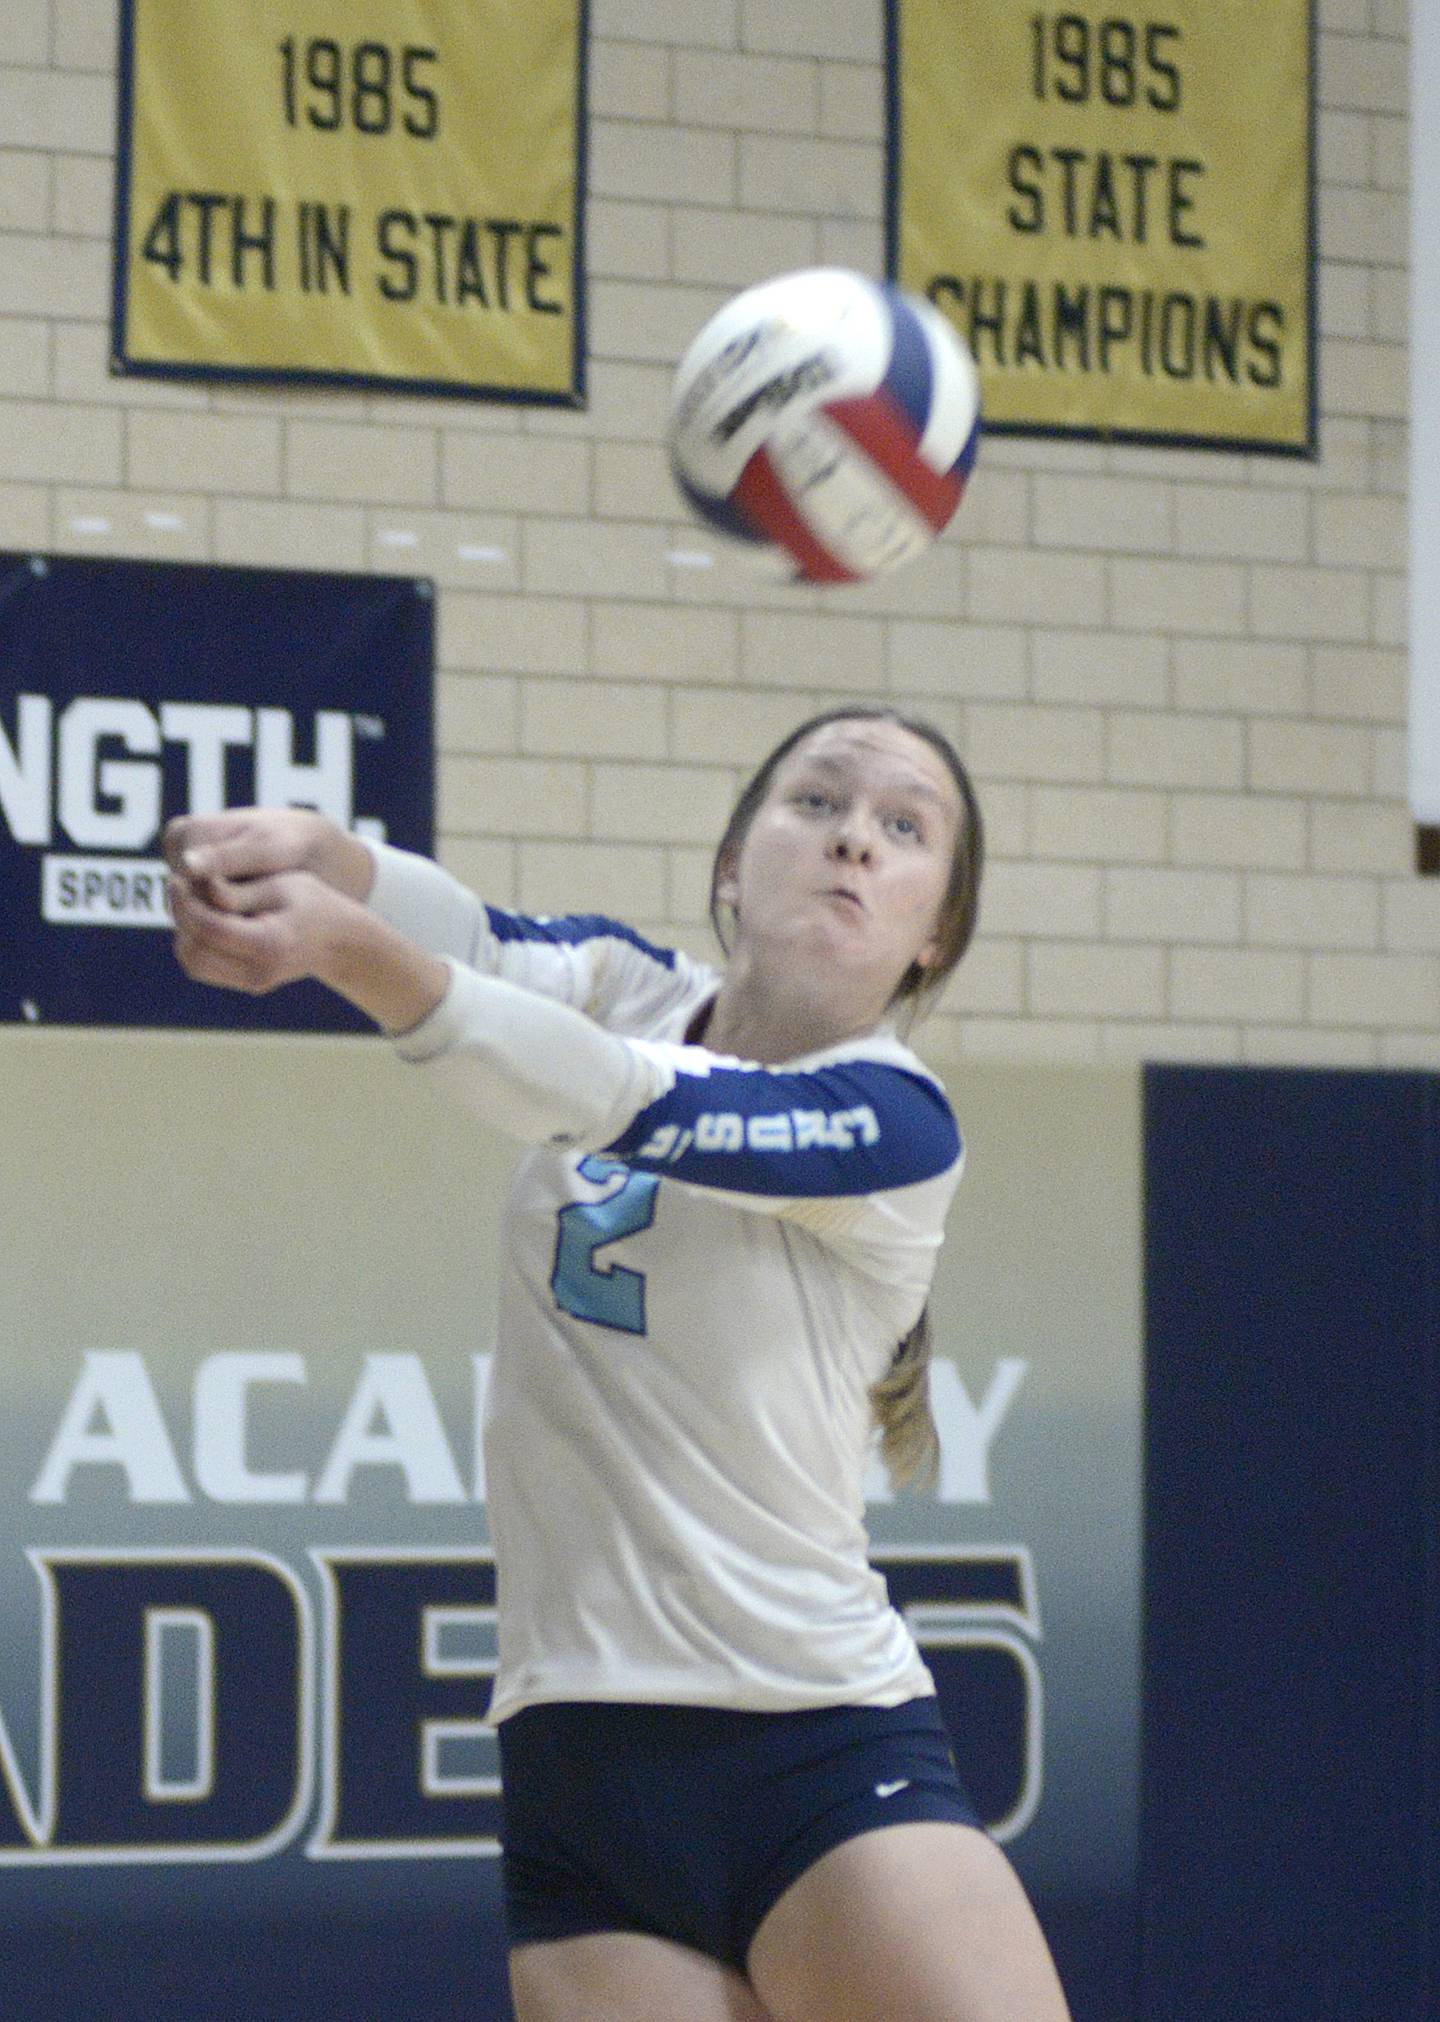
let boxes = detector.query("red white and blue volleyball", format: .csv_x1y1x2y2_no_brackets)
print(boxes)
668,268,981,586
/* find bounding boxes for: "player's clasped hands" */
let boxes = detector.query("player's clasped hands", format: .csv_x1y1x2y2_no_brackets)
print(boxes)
164,805,330,889
163,807,348,996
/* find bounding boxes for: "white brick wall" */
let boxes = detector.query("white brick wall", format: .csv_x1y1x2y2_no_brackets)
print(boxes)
1105,869,1242,946
672,53,818,133
0,4,1424,1066
1173,640,1308,717
0,319,46,398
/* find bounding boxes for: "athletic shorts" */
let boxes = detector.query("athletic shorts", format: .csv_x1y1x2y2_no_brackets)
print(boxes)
497,1696,983,1976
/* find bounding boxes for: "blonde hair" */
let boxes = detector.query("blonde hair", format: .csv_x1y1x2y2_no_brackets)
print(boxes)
868,1307,940,1493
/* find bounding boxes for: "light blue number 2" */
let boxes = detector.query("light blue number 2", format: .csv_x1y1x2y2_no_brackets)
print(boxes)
551,1156,659,1334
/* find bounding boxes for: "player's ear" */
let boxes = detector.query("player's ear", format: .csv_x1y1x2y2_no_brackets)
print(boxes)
714,845,740,912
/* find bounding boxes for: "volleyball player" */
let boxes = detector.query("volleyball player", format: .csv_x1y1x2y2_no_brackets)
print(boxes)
165,706,1071,2022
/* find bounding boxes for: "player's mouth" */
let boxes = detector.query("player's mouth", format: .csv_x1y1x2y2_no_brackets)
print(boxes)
821,885,865,912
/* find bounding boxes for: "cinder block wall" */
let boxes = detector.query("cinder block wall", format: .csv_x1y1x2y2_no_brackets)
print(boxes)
0,0,1423,1066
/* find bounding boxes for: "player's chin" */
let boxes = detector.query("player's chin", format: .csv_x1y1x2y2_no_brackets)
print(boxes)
801,932,908,998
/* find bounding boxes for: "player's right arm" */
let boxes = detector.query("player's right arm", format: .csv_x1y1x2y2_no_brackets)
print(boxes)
164,812,490,968
162,812,701,1025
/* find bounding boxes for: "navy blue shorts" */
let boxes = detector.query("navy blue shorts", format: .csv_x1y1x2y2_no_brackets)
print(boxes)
497,1696,983,1975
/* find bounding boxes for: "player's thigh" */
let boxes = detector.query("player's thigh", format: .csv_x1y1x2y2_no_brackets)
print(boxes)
510,1930,775,2022
745,1821,1072,2022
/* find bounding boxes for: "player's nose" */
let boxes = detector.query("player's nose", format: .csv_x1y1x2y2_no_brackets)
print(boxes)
829,818,874,864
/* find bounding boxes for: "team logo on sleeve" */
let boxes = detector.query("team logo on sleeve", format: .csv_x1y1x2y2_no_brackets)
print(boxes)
638,1103,881,1163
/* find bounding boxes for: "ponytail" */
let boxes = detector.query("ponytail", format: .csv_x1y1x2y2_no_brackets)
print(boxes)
868,1306,940,1493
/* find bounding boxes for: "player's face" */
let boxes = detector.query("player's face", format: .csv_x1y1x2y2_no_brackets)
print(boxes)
717,720,962,1004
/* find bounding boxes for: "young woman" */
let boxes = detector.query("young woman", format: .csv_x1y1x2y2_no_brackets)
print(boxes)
165,705,1071,2022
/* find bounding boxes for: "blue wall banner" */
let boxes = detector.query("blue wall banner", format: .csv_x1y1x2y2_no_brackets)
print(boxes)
5,1026,1434,2015
0,553,434,1033
1142,1066,1440,2022
0,1052,1142,2021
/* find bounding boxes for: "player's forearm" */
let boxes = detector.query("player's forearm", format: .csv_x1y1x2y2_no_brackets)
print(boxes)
393,961,661,1144
311,902,452,1037
361,839,491,966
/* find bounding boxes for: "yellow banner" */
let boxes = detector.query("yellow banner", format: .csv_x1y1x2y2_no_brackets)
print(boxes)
890,1,1314,452
114,0,585,402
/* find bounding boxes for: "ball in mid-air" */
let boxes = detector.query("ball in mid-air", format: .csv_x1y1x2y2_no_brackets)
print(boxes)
668,267,981,586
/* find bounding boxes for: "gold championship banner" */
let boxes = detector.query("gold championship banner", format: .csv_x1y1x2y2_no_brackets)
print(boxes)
888,1,1315,452
113,0,585,402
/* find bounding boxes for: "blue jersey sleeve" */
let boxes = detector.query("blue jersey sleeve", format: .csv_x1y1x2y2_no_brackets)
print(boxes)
484,907,677,970
483,908,708,1037
600,1057,961,1199
366,848,704,1034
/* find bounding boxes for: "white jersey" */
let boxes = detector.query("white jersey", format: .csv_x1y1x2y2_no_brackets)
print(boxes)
365,843,964,1719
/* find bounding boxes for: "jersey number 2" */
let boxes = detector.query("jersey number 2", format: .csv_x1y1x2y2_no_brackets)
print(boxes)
551,1156,658,1334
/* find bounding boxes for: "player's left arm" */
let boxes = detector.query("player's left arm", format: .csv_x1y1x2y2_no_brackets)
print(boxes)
597,1048,963,1294
599,1051,960,1206
366,951,960,1206
393,963,963,1283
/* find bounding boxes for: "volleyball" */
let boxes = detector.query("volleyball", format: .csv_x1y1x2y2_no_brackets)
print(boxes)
668,268,981,586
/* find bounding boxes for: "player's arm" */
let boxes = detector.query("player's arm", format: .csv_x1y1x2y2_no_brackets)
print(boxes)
601,1052,963,1298
399,967,961,1222
168,871,665,1141
163,810,492,967
169,867,452,1035
406,993,963,1296
165,811,695,1022
601,1052,961,1206
166,864,858,1168
168,867,956,1223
